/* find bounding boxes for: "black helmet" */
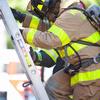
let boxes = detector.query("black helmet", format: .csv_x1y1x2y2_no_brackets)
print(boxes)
30,0,57,18
31,0,56,8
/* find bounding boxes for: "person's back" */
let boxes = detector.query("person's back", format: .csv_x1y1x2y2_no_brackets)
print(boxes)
56,4,100,68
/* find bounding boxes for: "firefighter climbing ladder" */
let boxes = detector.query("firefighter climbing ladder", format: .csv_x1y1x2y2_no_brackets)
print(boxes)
0,0,49,100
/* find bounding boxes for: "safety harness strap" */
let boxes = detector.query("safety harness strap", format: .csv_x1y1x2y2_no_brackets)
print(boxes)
72,40,100,47
64,54,100,76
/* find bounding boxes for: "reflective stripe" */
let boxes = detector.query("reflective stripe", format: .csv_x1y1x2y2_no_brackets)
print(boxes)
42,0,45,2
69,95,73,99
29,16,40,29
87,0,98,5
32,0,45,10
48,24,71,46
38,4,43,10
37,51,42,61
71,69,100,86
70,32,100,86
37,0,45,10
67,31,100,56
58,49,65,58
32,6,34,10
43,49,59,62
26,29,37,45
83,0,99,7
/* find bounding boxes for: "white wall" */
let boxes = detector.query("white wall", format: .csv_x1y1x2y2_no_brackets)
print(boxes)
0,20,7,72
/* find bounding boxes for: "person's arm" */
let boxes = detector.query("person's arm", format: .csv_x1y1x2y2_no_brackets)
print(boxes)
22,22,71,49
30,47,59,67
11,8,26,23
11,8,50,31
22,15,50,31
22,9,90,54
30,46,65,73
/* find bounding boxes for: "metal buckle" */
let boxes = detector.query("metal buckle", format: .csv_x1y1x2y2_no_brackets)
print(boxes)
93,56,99,64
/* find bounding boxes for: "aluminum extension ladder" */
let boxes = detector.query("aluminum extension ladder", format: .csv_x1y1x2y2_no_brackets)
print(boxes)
0,0,49,100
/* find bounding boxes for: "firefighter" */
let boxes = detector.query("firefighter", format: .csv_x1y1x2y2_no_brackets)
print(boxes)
11,0,65,73
24,0,100,67
19,0,100,99
25,0,100,75
11,0,100,74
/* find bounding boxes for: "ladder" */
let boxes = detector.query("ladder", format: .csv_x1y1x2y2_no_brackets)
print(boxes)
0,0,49,100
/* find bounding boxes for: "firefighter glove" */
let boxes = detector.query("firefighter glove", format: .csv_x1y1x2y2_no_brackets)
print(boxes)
11,8,26,23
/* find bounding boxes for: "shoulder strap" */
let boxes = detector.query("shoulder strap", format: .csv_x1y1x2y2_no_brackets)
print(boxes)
58,6,100,32
72,40,100,47
59,6,100,47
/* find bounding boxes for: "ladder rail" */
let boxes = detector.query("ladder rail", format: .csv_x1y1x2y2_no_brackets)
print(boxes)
0,0,49,100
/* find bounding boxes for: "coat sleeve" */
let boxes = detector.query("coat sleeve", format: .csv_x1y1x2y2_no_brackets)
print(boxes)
22,10,87,49
22,15,50,31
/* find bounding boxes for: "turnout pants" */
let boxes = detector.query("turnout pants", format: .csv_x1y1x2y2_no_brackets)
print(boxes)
45,69,100,100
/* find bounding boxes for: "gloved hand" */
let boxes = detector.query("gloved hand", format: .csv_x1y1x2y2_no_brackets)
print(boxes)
53,57,65,74
11,8,26,23
29,47,37,62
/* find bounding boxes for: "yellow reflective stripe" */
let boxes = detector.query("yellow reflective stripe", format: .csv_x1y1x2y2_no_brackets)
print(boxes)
42,0,45,2
67,31,100,56
69,95,73,99
29,16,40,29
48,24,71,46
82,31,100,42
58,49,65,58
37,52,42,61
32,6,34,10
84,0,99,7
39,0,45,10
43,49,59,62
31,0,45,10
71,69,100,86
67,43,85,56
87,0,98,5
38,4,43,10
26,29,37,45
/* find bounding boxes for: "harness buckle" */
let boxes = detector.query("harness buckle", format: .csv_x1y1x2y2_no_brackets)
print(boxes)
93,54,100,64
64,64,79,76
93,56,99,64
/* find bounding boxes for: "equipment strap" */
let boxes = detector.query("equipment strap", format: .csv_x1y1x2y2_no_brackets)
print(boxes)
64,54,100,76
72,40,100,47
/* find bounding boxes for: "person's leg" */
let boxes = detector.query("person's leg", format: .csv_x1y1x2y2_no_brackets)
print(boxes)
73,80,100,100
45,69,72,100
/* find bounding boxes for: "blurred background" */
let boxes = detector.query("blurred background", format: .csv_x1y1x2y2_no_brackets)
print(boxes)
0,0,53,100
